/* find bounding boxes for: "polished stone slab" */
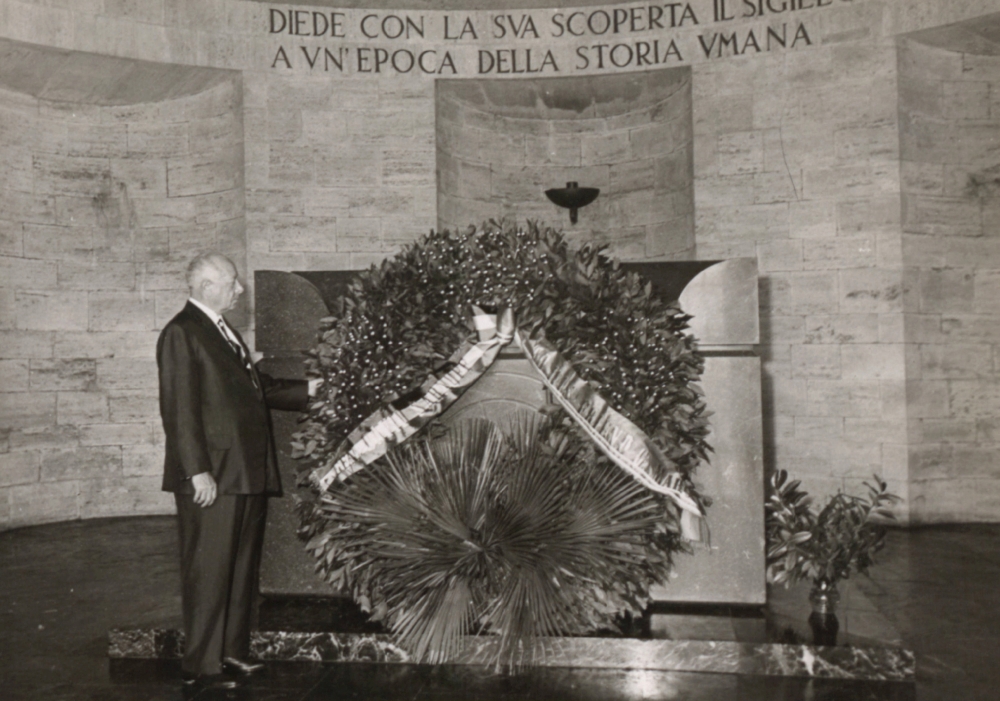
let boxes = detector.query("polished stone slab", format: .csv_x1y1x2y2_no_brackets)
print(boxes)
107,628,914,682
652,352,765,604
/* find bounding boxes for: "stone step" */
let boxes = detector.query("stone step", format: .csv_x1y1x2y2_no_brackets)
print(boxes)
107,628,914,682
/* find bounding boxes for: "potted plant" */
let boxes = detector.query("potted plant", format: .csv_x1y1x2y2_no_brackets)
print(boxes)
765,470,900,645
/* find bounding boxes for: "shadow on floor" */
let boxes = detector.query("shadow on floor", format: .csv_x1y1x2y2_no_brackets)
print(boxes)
1,516,997,700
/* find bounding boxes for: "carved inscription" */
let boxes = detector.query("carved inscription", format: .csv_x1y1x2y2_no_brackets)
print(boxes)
266,1,845,76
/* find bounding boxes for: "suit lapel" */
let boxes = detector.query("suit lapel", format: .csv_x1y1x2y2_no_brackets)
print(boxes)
184,303,262,396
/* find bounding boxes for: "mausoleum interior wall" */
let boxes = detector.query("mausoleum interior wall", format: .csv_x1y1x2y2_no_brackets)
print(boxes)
897,28,1000,523
690,21,911,513
435,70,695,260
2,0,1000,530
244,72,438,277
0,40,245,529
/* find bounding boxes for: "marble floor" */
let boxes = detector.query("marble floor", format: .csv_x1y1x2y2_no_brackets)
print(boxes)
1,516,997,700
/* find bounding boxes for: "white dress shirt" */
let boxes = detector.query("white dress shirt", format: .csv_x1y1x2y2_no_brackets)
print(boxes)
189,298,248,360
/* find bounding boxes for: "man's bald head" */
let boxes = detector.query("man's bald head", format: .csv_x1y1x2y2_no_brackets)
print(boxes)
187,253,236,291
187,253,244,314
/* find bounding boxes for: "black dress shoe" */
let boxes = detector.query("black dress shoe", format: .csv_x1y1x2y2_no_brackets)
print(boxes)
180,672,240,690
222,656,265,676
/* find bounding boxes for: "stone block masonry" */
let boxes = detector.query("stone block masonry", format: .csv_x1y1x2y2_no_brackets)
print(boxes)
240,71,437,275
0,44,245,529
3,0,1000,528
898,32,1000,523
691,6,999,521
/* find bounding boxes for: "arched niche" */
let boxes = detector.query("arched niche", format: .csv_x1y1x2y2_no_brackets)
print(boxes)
435,68,694,261
0,37,245,529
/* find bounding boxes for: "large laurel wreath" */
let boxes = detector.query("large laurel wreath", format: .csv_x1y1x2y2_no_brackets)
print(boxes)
293,221,711,668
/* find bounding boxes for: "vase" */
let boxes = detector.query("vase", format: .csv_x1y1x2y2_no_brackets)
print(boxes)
807,579,840,646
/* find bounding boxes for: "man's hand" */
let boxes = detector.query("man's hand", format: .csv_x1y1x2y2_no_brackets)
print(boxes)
191,472,218,508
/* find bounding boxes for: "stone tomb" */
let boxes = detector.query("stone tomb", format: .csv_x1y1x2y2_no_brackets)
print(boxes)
254,258,765,605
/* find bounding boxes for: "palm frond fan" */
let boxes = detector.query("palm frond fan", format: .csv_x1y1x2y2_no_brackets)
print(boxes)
307,412,669,669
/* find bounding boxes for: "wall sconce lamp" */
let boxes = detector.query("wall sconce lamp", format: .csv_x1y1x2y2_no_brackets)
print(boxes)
545,181,600,224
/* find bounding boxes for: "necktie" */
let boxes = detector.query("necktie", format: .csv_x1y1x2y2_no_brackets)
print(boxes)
217,319,257,385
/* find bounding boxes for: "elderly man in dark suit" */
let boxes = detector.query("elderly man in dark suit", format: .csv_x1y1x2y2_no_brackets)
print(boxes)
157,252,314,690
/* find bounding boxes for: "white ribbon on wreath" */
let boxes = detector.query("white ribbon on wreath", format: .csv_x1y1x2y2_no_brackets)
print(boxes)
310,306,704,541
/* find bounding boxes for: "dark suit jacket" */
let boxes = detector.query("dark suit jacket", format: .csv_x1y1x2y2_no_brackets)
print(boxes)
157,302,308,496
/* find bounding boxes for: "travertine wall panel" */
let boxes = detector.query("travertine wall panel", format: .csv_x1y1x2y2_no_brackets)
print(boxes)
0,42,244,529
242,72,436,274
898,34,1000,523
1,1,1000,528
692,15,911,506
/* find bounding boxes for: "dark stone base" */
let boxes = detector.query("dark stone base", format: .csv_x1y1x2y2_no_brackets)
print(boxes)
258,595,385,634
112,588,915,682
107,627,914,682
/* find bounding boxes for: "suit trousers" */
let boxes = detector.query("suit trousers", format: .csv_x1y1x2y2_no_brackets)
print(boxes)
174,492,267,676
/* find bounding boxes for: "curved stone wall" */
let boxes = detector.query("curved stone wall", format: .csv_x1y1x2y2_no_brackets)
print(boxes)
436,69,694,259
0,39,245,529
2,1,1000,529
898,28,1000,522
